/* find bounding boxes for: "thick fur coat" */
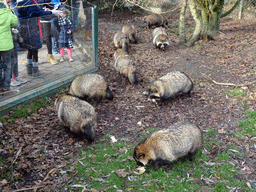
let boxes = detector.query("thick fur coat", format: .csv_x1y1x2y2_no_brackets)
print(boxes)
55,95,97,142
133,121,203,169
152,27,169,51
113,49,138,84
121,25,137,44
143,71,193,102
68,74,114,105
145,14,168,29
113,31,129,53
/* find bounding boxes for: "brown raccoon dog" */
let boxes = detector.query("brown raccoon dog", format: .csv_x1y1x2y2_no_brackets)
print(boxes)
133,121,203,170
121,25,137,44
55,95,97,142
152,27,169,51
143,71,193,104
113,31,129,53
145,13,168,29
113,49,138,84
68,74,114,105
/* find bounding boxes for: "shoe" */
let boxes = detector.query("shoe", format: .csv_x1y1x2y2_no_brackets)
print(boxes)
32,67,46,78
15,76,27,84
48,54,58,64
69,57,74,62
60,57,64,62
26,64,33,75
10,78,22,87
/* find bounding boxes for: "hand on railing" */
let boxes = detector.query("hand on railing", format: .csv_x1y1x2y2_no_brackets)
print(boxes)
51,9,63,17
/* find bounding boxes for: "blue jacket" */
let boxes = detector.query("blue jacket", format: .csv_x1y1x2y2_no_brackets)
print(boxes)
57,16,75,44
16,0,52,49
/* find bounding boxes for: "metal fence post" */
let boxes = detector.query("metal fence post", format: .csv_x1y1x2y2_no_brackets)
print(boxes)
239,0,244,19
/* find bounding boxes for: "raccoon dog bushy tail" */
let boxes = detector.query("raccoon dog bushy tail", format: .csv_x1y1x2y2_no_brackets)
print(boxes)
128,65,138,84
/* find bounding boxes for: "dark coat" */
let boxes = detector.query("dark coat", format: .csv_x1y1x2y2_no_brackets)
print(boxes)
16,0,52,50
57,16,75,48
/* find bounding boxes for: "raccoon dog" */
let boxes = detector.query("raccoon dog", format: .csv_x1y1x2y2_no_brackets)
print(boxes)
55,95,97,142
121,25,137,44
113,31,129,53
145,14,168,29
133,121,203,170
68,74,114,105
152,27,169,51
113,49,138,84
143,71,193,104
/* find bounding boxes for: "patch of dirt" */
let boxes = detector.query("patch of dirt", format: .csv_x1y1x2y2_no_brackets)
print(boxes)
1,8,256,191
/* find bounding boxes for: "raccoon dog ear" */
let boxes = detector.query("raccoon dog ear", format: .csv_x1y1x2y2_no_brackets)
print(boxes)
138,153,145,159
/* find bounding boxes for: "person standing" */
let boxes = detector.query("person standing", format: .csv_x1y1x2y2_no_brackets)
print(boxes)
37,0,66,65
16,0,62,77
4,0,27,86
0,0,18,94
57,7,75,62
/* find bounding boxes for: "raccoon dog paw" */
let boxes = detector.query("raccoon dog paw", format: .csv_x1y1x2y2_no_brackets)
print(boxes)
154,158,171,170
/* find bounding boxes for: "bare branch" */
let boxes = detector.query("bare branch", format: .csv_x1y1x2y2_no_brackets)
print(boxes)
201,73,256,86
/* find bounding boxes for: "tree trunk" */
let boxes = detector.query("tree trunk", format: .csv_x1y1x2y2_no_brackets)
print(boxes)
179,0,188,43
187,0,202,47
181,0,240,47
201,9,222,37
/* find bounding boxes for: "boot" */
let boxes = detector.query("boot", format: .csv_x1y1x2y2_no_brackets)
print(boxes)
85,29,92,41
26,64,33,75
48,54,58,64
32,65,46,78
32,66,39,77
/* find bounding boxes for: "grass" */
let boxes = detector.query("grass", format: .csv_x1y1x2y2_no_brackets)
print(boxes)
0,97,53,123
225,88,246,98
61,131,253,192
238,110,256,136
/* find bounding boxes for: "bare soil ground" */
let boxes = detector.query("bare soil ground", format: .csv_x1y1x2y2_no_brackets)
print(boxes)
1,8,256,191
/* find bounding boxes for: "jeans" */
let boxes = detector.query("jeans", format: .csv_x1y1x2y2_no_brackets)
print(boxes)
0,50,12,90
11,42,19,78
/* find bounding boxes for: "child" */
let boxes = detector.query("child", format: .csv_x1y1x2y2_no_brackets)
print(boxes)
0,1,18,94
57,7,75,62
16,0,63,77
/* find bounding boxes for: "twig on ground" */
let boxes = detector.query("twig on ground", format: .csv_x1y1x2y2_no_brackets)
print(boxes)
201,73,256,87
72,184,88,192
43,168,56,181
12,186,44,192
12,147,22,164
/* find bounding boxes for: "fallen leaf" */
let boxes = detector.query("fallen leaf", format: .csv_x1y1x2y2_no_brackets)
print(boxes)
115,169,129,177
0,179,7,186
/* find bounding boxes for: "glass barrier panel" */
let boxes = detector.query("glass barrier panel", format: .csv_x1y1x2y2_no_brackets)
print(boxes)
0,2,98,115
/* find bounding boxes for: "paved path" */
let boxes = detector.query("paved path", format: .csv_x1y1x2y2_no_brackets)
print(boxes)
0,41,97,114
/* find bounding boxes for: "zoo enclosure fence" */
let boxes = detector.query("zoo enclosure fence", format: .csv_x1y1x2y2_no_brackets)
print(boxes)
0,3,99,117
114,0,256,20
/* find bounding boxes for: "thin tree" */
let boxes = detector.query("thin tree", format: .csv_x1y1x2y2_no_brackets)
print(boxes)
180,0,241,47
